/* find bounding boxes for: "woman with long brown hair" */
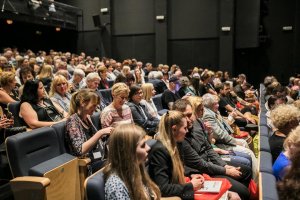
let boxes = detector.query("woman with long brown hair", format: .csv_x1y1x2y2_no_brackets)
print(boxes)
104,124,161,200
148,111,204,199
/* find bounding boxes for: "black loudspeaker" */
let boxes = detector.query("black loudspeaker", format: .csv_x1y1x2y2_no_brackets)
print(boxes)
93,15,101,27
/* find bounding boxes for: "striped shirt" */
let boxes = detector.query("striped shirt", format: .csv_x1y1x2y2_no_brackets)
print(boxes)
101,103,133,128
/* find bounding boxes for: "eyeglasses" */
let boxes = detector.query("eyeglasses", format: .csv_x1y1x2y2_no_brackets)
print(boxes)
135,91,143,96
56,82,67,87
118,96,128,100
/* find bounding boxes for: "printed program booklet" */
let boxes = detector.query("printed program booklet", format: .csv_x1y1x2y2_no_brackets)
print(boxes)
197,180,222,193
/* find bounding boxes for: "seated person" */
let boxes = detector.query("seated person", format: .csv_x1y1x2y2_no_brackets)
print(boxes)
269,104,300,163
85,72,109,111
20,80,67,129
66,89,112,174
216,82,256,126
187,96,252,168
202,93,258,182
68,68,85,93
49,75,72,113
173,99,251,200
141,83,160,119
273,126,300,181
148,110,204,199
18,66,35,97
103,124,161,200
277,126,300,199
127,85,159,136
0,71,19,116
101,83,133,128
161,76,181,110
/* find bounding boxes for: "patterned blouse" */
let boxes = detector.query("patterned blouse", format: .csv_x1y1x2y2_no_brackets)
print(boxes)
101,103,133,128
105,174,130,200
65,113,100,159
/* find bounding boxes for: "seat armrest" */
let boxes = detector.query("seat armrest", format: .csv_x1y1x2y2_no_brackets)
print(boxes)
10,176,50,189
78,158,91,167
10,176,50,200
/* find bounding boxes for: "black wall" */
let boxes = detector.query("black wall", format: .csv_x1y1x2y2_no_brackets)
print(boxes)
2,0,300,86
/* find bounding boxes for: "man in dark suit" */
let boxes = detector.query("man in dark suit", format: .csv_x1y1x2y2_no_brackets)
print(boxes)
148,71,168,94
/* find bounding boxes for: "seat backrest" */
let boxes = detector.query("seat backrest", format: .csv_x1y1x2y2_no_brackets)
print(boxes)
85,170,105,200
152,94,163,111
51,121,70,153
6,127,61,177
7,101,23,127
99,88,113,104
91,112,101,130
107,80,114,88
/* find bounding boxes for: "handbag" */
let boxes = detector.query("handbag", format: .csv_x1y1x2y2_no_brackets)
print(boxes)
3,126,27,139
43,103,63,122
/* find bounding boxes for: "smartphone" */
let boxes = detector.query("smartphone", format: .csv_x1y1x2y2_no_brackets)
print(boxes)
6,111,13,119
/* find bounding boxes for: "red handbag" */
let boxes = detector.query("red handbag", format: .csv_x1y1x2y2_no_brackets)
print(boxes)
248,179,259,200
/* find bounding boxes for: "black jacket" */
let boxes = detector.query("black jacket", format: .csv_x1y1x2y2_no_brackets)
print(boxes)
127,101,159,135
181,119,227,176
148,141,194,200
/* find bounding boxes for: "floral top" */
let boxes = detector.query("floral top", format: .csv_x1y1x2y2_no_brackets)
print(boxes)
66,113,100,159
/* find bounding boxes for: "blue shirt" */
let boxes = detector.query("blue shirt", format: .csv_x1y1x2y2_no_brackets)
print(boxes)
272,152,290,181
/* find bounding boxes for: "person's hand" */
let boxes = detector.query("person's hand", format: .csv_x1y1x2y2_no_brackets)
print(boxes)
98,127,114,138
191,174,204,180
0,117,12,129
214,148,230,155
203,121,212,133
190,175,204,191
226,167,242,179
228,191,241,200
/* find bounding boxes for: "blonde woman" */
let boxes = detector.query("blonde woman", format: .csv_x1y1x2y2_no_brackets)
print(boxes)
37,64,53,92
104,124,161,200
148,111,204,199
141,83,160,119
101,82,133,128
269,104,300,163
49,75,72,113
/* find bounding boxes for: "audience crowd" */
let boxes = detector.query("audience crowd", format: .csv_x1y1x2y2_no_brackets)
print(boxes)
1,47,300,200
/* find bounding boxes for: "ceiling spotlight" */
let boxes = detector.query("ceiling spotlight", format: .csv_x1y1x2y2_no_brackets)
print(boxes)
55,27,61,32
6,19,13,25
49,3,56,12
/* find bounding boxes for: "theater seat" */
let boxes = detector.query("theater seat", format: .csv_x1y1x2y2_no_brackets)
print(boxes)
259,172,279,200
152,94,168,115
51,121,90,199
85,170,105,200
7,101,23,127
259,151,273,174
6,127,83,200
259,135,271,152
85,169,181,200
91,112,101,130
